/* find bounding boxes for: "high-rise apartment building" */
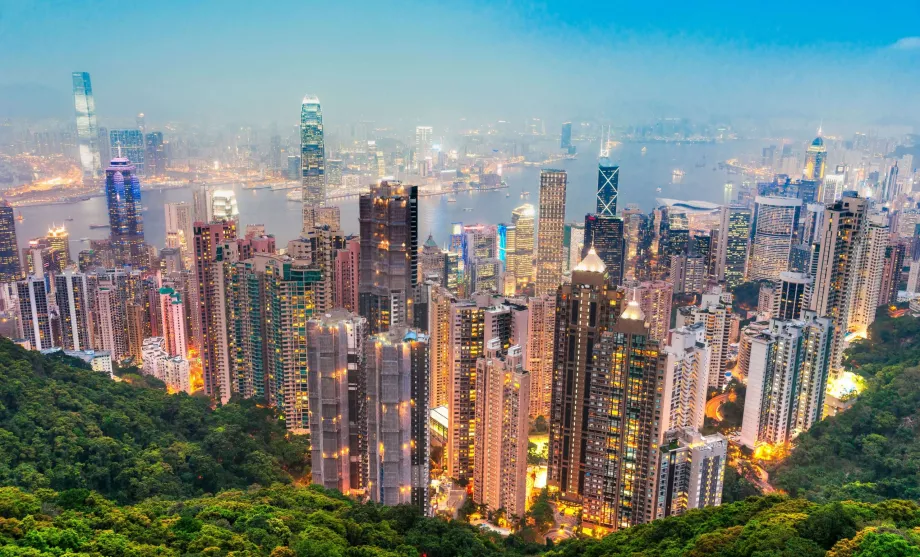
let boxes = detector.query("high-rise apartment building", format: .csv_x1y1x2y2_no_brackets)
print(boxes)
17,276,54,351
535,170,567,296
358,181,419,334
473,342,531,518
655,428,726,519
72,72,102,181
367,326,431,513
93,280,129,361
632,280,673,342
0,201,21,282
157,286,187,357
334,240,360,313
716,205,751,288
525,293,556,418
301,95,325,229
850,212,889,336
661,322,711,435
548,250,625,502
508,204,535,287
740,312,833,449
749,196,802,282
307,310,368,496
54,269,91,351
774,271,812,320
165,202,193,261
447,300,485,483
105,157,147,267
678,288,733,389
810,193,868,374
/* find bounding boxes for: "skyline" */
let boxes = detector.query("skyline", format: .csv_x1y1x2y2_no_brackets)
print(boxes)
2,1,920,132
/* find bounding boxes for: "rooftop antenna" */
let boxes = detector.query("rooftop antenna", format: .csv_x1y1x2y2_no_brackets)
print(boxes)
116,144,123,158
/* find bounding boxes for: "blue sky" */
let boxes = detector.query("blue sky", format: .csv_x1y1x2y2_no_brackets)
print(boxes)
1,0,918,132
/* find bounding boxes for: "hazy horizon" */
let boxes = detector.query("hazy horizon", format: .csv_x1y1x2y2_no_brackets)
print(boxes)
2,1,919,135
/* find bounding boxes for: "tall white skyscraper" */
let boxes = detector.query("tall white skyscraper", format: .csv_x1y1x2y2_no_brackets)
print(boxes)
72,72,102,181
415,126,433,171
850,212,889,336
661,322,711,436
301,95,325,229
165,202,194,260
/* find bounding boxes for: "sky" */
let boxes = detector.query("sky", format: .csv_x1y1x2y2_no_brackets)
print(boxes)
1,0,919,133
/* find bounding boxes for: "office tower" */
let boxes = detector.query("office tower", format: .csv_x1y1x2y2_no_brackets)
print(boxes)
446,300,485,483
596,162,619,217
469,258,501,293
804,136,827,182
563,221,585,273
72,72,102,181
17,276,54,351
580,300,666,531
144,132,166,176
193,221,236,403
774,271,812,320
525,294,555,418
822,166,846,204
427,286,455,409
419,234,445,284
301,95,325,229
109,130,146,174
334,240,360,313
307,310,368,496
879,242,906,307
165,202,193,260
535,170,567,296
715,206,751,288
443,251,460,294
46,226,71,271
358,181,419,334
749,196,802,282
508,204,535,286
0,201,21,282
810,194,868,374
327,159,343,189
850,212,889,336
548,250,625,502
157,286,187,357
583,214,625,286
211,190,239,222
54,270,91,351
668,253,706,294
740,312,833,449
141,337,191,394
661,323,711,435
560,121,573,149
633,280,673,342
93,280,129,361
415,126,433,170
473,342,530,518
885,161,902,201
679,288,733,389
367,327,430,513
105,157,147,267
656,428,727,519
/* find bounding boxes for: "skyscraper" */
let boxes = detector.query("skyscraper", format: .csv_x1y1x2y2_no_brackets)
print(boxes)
679,288,733,389
17,276,54,351
46,226,71,272
367,326,430,513
211,190,239,222
508,204,535,287
0,200,21,282
72,72,102,181
415,126,433,170
804,136,827,182
145,132,166,176
633,280,673,342
105,157,147,267
109,130,147,175
655,428,726,519
447,300,485,483
749,196,802,282
54,269,91,351
715,205,751,288
584,214,625,286
850,212,889,336
661,322,711,434
165,202,193,262
580,300,666,531
525,294,556,418
548,249,625,503
334,240,360,313
358,181,419,334
427,285,455,409
473,342,531,519
560,122,573,150
596,162,619,217
300,95,325,229
535,169,567,296
774,271,812,320
307,310,368,497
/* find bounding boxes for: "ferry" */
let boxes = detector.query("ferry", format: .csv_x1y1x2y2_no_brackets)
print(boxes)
641,146,648,154
79,237,90,242
462,207,474,212
447,196,457,203
15,213,23,222
65,217,74,222
89,223,110,229
520,191,531,199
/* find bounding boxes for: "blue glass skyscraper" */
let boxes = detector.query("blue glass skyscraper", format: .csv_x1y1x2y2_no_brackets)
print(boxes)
109,130,146,175
596,161,619,216
560,122,572,149
105,156,146,267
301,95,325,229
72,72,101,181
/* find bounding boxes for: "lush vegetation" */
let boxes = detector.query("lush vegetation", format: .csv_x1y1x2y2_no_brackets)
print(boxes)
547,496,920,557
772,311,920,503
0,338,309,504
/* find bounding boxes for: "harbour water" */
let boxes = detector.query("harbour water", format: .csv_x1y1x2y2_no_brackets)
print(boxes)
16,140,764,255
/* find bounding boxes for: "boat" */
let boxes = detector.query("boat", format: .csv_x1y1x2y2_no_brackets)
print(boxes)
641,146,648,154
656,187,662,193
286,188,302,202
447,196,457,203
65,217,74,222
15,213,23,222
462,207,474,212
520,191,531,198
89,223,110,229
79,237,89,242
505,193,511,198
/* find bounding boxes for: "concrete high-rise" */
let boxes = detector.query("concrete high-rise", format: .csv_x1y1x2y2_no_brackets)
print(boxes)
367,326,430,513
334,240,360,313
633,280,673,342
307,310,368,497
850,212,889,336
580,299,666,531
716,205,751,288
0,200,21,282
655,428,726,519
508,204,535,287
427,286,455,409
525,294,556,418
165,202,193,262
447,300,485,483
749,196,802,282
678,288,733,389
548,249,625,503
72,72,102,181
300,95,325,229
810,194,868,374
17,276,54,351
358,181,419,334
661,322,711,435
535,170,567,296
54,269,91,351
105,157,147,267
740,312,833,450
473,342,531,519
774,271,812,320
